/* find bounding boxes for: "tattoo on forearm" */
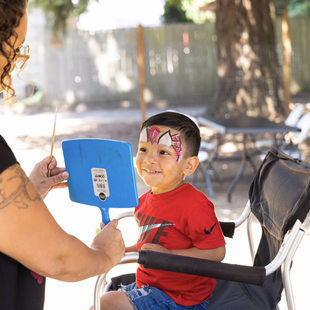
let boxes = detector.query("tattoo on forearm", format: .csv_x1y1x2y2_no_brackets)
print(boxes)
0,164,41,210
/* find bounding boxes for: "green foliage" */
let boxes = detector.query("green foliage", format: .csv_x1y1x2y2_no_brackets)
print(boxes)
273,0,310,16
163,0,215,24
29,0,92,35
182,0,215,23
287,0,310,17
163,0,193,23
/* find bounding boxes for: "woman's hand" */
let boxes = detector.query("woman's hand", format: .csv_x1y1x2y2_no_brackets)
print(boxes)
92,220,125,269
29,156,68,199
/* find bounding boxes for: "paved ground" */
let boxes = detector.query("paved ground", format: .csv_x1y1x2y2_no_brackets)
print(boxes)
1,106,309,310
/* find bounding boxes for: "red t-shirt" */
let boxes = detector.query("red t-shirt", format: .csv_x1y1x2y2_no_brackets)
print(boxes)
134,183,225,306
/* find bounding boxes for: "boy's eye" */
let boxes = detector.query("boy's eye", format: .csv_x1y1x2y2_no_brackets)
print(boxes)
139,147,147,152
159,150,169,155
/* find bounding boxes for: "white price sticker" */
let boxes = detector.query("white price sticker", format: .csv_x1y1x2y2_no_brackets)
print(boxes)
91,168,110,201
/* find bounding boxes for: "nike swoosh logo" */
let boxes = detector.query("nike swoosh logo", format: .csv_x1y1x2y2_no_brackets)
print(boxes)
204,223,216,234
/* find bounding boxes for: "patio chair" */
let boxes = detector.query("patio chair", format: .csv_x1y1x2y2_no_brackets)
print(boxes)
93,149,310,310
281,112,310,160
284,104,305,127
255,103,305,150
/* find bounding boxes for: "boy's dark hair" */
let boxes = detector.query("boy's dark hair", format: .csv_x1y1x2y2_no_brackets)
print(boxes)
141,111,201,157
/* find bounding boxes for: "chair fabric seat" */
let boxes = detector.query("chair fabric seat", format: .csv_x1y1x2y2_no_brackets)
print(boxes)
208,149,310,310
209,274,282,310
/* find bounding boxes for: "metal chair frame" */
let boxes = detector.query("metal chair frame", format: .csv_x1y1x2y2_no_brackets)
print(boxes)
93,201,305,310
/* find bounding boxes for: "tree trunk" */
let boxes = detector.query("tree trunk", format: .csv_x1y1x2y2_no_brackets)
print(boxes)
210,0,285,119
282,8,291,114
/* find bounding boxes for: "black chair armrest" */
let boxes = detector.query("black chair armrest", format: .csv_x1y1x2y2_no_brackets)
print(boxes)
138,250,266,286
219,221,235,238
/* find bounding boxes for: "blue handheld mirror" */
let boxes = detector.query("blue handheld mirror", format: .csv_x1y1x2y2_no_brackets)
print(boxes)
62,139,138,224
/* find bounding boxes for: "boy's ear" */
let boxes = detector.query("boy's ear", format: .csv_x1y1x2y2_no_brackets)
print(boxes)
183,156,199,177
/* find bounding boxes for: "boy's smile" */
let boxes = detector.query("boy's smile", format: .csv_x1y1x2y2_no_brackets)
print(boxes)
135,125,190,194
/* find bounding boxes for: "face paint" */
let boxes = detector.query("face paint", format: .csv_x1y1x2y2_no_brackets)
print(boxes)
148,127,161,144
139,127,148,143
140,126,183,161
171,134,182,161
157,130,173,147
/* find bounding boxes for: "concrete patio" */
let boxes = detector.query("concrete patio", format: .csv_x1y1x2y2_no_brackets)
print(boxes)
1,106,309,310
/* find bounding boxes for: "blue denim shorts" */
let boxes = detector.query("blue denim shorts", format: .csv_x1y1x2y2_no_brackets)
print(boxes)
120,282,209,310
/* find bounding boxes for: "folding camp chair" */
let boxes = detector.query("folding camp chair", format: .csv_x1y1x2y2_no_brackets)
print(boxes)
93,149,310,310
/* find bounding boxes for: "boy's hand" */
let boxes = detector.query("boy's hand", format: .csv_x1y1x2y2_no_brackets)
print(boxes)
141,243,169,253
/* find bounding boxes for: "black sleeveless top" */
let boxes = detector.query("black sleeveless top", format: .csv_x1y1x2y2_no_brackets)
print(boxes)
0,135,45,310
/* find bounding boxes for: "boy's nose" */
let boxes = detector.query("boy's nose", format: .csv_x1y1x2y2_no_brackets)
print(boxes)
145,150,157,163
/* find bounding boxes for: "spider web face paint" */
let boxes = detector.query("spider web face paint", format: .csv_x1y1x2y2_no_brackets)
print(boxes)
148,127,161,144
157,130,173,147
140,126,183,161
171,134,182,161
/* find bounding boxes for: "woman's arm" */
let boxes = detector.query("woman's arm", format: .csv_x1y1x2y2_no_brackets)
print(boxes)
0,163,125,281
141,243,225,262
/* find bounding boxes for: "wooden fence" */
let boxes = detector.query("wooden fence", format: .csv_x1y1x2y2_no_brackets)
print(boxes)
21,15,310,109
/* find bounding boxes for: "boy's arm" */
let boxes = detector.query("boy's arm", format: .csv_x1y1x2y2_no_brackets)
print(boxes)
141,243,225,262
125,244,138,252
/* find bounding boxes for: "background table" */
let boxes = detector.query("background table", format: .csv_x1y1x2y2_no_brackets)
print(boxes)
198,116,301,202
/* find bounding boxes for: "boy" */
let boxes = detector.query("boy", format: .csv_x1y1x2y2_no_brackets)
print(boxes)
97,111,225,309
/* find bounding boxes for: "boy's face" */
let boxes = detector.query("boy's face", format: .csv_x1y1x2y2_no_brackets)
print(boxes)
135,125,192,194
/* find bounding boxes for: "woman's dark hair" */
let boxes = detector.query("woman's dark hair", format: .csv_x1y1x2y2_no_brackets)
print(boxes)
0,0,27,96
141,111,201,157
